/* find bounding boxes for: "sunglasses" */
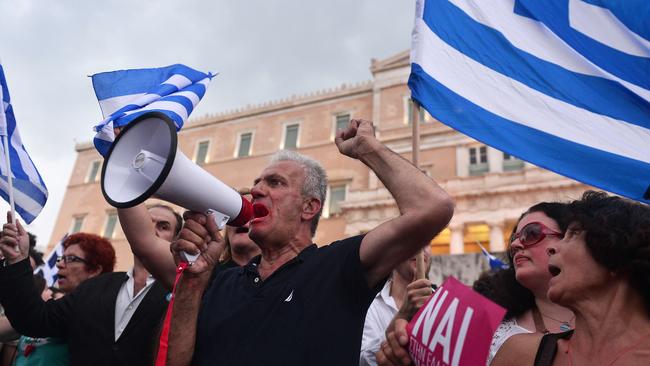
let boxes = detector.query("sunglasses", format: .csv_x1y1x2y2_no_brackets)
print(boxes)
509,222,563,253
56,255,89,265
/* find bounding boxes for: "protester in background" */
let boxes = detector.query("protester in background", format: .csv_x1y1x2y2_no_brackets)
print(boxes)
493,191,650,366
0,205,177,366
474,202,574,364
360,248,433,366
375,202,575,366
0,230,115,366
217,189,261,269
164,118,454,365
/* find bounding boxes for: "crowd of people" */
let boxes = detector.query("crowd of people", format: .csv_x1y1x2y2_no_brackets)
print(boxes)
0,118,646,365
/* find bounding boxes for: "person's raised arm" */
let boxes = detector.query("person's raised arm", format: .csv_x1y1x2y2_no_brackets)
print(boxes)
335,119,454,288
118,204,176,289
162,212,225,366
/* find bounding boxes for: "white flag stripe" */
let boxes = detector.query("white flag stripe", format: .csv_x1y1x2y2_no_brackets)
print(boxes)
0,176,44,214
162,74,192,90
448,0,650,101
99,93,147,118
413,17,650,164
170,91,200,108
10,130,42,185
122,100,189,121
569,0,650,57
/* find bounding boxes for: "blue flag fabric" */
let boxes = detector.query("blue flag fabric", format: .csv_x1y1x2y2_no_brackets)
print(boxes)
409,0,650,203
92,64,214,156
477,242,509,271
0,63,48,224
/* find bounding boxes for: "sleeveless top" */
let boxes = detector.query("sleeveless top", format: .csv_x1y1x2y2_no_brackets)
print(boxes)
488,319,531,365
533,330,574,366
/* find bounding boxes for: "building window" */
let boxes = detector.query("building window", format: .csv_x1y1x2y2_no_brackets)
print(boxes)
86,160,101,183
327,184,347,217
195,141,210,165
283,124,299,150
103,213,118,239
237,132,253,158
503,152,524,171
335,113,350,133
70,216,85,234
405,97,426,125
469,146,489,176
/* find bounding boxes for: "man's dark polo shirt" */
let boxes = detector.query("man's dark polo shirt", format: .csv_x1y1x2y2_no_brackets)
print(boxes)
193,235,383,366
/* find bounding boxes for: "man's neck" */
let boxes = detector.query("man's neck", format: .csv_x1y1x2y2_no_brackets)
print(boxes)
390,271,412,309
258,238,310,280
231,247,260,267
132,258,151,295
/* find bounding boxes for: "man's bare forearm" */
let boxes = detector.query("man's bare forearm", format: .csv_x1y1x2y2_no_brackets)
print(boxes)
118,205,176,288
165,273,210,366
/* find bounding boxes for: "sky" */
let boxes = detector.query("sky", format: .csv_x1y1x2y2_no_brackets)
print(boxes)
0,0,415,249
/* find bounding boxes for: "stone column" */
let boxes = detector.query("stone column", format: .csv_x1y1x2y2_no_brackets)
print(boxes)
449,222,465,254
488,220,506,252
487,147,504,173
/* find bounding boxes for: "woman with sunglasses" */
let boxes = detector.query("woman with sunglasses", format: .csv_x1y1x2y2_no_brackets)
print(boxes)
475,202,575,364
492,191,650,366
375,202,574,366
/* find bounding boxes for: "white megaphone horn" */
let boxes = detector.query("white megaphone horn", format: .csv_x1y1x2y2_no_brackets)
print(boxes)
101,112,253,262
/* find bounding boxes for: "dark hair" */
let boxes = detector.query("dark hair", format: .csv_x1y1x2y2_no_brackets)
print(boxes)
566,191,650,314
473,202,571,319
63,233,115,274
28,232,37,249
149,204,183,237
29,247,45,267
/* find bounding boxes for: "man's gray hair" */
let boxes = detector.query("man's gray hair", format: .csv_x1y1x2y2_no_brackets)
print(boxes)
271,150,328,236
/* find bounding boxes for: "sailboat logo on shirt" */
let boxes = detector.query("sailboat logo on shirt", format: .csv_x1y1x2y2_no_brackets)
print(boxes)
284,290,294,302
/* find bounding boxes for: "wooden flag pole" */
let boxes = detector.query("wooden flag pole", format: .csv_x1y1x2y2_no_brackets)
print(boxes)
411,99,426,280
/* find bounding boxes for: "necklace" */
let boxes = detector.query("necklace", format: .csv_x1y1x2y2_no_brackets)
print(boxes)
566,331,650,366
540,311,575,332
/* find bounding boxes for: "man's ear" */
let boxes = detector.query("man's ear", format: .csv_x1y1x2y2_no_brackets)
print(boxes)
302,197,322,221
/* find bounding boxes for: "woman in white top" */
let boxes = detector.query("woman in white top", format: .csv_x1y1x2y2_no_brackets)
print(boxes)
474,202,575,364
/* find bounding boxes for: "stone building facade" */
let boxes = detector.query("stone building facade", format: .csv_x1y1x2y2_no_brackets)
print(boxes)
48,50,590,281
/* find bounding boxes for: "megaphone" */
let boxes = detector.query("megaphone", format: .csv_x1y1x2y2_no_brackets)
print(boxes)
101,112,253,261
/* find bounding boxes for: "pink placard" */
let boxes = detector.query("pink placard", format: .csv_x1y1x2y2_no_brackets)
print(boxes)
406,277,506,366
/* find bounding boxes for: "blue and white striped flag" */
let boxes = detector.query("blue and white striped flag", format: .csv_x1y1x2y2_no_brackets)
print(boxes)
33,234,66,287
477,242,509,271
410,0,650,203
0,63,48,224
92,64,214,156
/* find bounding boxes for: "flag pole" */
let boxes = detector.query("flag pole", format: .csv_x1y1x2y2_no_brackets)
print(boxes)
0,73,16,225
411,98,426,280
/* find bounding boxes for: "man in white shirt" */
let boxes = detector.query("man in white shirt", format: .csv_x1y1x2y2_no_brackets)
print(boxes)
360,248,433,366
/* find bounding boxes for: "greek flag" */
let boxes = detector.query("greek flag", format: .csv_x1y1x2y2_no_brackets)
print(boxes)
410,0,650,203
33,235,66,287
0,63,48,224
477,242,509,271
92,64,214,156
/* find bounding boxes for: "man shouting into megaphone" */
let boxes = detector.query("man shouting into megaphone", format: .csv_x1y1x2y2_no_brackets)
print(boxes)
156,118,454,366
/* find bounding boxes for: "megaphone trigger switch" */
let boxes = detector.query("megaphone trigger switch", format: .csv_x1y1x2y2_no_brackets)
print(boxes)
133,152,147,169
206,209,230,230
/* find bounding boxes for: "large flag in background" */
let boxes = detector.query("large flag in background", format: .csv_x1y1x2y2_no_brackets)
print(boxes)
0,63,48,223
92,64,214,156
409,0,650,203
